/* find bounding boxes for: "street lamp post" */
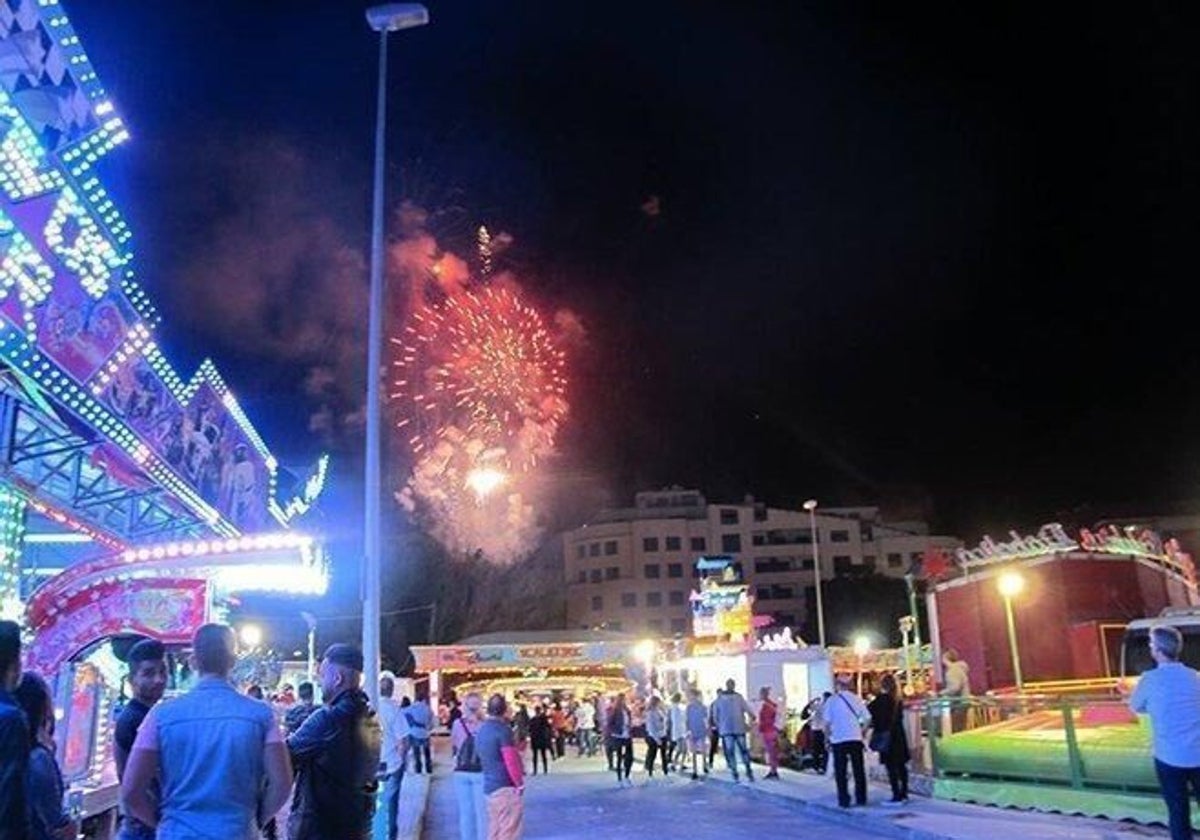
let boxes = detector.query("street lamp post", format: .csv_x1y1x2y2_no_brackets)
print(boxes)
301,611,317,683
803,499,826,648
998,571,1025,692
363,3,429,707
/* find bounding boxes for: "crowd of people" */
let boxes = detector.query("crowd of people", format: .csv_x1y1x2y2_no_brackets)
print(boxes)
0,616,920,840
10,620,1200,840
1,620,386,840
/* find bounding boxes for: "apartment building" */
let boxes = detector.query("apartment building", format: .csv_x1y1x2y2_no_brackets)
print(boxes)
563,488,960,637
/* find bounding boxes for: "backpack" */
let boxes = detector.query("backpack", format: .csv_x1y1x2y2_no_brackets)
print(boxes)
454,720,483,772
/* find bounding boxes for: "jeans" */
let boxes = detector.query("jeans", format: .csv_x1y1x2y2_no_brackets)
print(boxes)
720,733,753,780
532,746,550,774
382,767,404,840
832,741,867,807
576,729,596,757
612,738,634,780
644,736,668,775
453,771,488,840
412,738,432,774
1155,758,1200,840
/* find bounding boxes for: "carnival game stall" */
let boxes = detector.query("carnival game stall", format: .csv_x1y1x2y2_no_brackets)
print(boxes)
653,556,835,754
657,635,834,742
412,631,641,711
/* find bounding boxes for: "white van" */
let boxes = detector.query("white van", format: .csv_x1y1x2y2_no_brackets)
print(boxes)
1121,607,1200,677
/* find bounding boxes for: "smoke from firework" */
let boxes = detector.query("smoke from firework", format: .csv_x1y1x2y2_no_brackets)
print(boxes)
389,221,574,562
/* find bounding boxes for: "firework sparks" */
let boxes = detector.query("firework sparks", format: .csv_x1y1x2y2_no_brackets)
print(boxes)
391,285,567,474
477,225,493,277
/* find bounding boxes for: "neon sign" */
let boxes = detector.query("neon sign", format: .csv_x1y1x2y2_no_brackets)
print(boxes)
955,523,1078,568
957,522,1196,587
0,4,330,538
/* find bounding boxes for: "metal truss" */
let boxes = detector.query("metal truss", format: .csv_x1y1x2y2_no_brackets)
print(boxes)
0,382,208,543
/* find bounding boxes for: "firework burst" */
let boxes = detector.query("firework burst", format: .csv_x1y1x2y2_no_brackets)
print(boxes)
391,285,567,475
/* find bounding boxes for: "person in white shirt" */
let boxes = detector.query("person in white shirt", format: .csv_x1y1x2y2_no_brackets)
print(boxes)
574,698,596,757
377,676,409,840
668,693,688,772
823,675,869,807
1129,625,1200,840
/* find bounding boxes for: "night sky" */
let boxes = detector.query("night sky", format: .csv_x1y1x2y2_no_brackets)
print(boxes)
69,2,1200,541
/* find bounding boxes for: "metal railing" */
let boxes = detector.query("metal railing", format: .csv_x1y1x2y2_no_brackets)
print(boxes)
907,695,1157,794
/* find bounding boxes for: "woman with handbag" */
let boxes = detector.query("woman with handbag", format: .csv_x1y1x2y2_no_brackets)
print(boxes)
867,674,910,805
452,693,489,840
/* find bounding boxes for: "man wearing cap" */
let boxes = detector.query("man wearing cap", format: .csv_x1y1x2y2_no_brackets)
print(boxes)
286,643,382,840
114,638,168,840
121,623,293,839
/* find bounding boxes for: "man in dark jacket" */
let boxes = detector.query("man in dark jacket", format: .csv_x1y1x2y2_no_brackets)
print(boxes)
286,644,382,840
1,619,30,840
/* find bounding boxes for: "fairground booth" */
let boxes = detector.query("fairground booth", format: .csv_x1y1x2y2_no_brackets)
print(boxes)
412,630,644,710
657,556,834,740
923,521,1199,825
0,3,329,832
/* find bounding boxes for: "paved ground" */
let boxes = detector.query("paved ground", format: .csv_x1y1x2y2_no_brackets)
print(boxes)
419,742,1174,840
423,752,894,839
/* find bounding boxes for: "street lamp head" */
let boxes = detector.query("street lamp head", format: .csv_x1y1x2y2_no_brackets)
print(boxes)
366,3,430,32
803,499,818,512
853,634,871,656
634,639,656,666
998,570,1025,599
239,624,263,649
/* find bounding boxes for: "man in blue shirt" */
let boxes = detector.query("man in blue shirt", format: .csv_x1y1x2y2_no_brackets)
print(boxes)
476,694,524,839
1129,624,1200,840
406,690,434,774
121,623,293,839
0,619,29,840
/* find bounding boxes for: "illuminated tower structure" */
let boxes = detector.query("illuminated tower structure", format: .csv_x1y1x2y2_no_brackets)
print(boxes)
0,3,328,649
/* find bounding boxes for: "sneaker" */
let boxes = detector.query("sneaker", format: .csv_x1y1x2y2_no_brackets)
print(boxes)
883,799,903,807
691,773,699,781
764,771,779,779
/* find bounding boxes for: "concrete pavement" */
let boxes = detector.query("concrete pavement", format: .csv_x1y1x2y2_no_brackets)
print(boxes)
417,744,1174,840
423,750,896,839
683,753,1173,840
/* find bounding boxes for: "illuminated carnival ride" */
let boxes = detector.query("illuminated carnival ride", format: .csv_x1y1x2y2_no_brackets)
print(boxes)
926,524,1199,823
0,1,329,826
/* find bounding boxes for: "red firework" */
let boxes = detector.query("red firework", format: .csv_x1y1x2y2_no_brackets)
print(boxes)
391,286,567,472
